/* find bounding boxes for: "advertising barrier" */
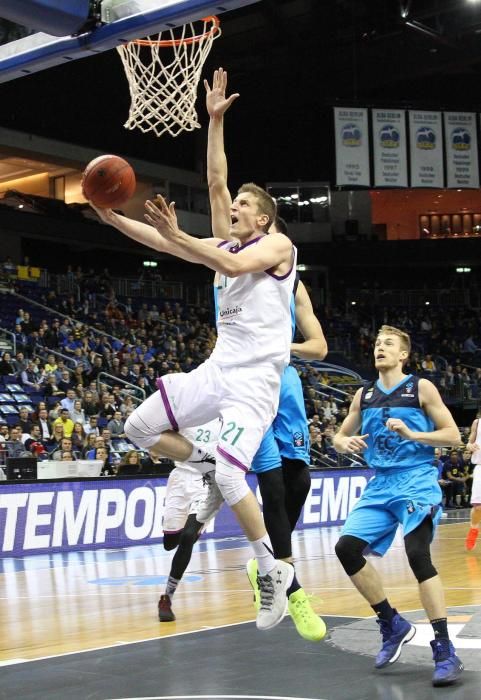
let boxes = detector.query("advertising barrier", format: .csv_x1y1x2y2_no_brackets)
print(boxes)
0,469,373,557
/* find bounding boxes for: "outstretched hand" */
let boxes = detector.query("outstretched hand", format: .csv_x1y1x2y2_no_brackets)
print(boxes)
204,67,239,119
145,196,180,241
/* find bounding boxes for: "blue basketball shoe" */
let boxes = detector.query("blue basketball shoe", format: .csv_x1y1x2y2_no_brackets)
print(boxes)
430,639,464,687
375,610,416,668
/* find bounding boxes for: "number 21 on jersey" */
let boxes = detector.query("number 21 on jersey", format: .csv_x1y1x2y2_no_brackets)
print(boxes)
221,421,244,446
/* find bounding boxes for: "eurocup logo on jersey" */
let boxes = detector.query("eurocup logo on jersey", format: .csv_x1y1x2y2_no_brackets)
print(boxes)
416,126,436,150
293,431,305,447
365,388,374,401
341,123,362,147
379,124,400,149
402,380,415,398
451,127,471,151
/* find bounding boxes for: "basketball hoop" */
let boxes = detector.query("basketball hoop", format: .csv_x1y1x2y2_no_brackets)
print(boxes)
117,16,221,138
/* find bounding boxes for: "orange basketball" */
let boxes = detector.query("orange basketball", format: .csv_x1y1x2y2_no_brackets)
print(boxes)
82,154,136,209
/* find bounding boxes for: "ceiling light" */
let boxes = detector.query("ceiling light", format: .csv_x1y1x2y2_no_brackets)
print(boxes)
400,0,411,18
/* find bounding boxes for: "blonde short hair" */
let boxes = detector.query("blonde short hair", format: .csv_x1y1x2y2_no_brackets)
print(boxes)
377,325,411,354
237,182,276,232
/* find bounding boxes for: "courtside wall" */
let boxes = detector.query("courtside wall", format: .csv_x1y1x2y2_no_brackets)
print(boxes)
0,469,373,557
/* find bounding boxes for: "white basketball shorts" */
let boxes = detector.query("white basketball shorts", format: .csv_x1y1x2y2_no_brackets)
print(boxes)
127,359,282,471
163,466,207,533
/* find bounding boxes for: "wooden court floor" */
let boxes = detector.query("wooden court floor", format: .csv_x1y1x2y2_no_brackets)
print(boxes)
1,511,480,665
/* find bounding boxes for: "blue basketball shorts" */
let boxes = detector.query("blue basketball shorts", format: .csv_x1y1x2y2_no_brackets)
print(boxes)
251,365,310,474
341,464,443,556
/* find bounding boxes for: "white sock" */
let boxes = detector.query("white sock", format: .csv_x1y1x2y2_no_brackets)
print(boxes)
251,535,276,576
185,443,216,475
165,575,180,598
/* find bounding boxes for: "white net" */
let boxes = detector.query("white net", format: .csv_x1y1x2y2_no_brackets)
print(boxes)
117,17,221,138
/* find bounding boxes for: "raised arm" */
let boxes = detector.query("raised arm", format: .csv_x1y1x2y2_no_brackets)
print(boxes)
204,68,239,239
292,281,328,360
332,388,369,453
93,206,168,252
147,196,292,276
92,203,221,264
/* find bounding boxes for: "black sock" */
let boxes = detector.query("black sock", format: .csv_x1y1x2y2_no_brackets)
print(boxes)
372,598,395,622
287,574,301,597
431,617,449,640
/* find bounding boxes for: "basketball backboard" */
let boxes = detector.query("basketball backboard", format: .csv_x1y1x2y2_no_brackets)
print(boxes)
0,0,260,83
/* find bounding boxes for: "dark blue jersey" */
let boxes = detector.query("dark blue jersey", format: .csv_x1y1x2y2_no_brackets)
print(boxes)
360,374,435,471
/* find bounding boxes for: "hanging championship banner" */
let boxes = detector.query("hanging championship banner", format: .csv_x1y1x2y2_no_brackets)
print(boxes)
334,107,370,186
409,111,444,187
445,112,479,188
372,109,408,187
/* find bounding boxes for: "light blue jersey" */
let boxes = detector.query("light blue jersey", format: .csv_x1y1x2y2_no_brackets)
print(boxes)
361,375,435,470
341,374,442,555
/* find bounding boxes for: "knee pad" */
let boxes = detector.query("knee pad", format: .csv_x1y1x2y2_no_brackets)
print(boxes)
404,519,437,583
282,458,311,496
163,532,180,551
405,543,437,583
179,514,202,546
215,459,250,507
258,469,286,511
335,535,367,576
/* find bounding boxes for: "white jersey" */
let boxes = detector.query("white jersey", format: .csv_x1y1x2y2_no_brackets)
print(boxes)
471,465,481,505
210,237,297,368
472,418,481,465
174,419,221,473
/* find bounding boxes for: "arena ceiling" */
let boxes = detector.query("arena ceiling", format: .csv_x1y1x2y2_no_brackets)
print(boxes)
215,0,481,103
1,0,481,183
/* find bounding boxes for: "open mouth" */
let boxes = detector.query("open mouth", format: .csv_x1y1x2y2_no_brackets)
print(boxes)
230,215,238,225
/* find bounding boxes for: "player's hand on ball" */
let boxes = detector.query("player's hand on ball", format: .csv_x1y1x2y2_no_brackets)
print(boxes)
386,418,413,440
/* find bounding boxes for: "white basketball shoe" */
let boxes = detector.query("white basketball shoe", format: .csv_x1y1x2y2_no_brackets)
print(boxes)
196,470,224,523
256,560,294,631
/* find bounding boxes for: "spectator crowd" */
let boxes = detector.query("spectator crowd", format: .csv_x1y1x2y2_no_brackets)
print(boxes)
0,261,479,479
